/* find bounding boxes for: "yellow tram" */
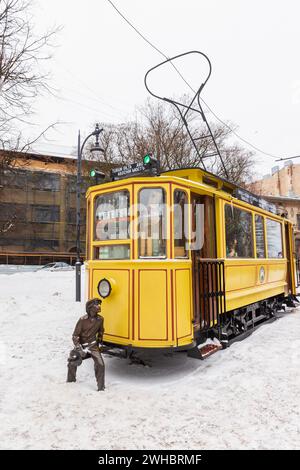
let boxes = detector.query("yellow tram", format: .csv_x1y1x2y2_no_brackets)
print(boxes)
85,163,297,353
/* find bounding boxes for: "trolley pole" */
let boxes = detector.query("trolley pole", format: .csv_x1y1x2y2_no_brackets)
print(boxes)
75,124,104,302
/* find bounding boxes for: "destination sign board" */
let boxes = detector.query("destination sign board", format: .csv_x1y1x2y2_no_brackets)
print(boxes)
110,162,159,181
233,188,277,215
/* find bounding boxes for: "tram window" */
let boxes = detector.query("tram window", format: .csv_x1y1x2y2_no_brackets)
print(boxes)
225,205,254,258
138,188,166,258
174,190,188,258
266,219,283,258
94,190,129,241
255,215,266,258
94,244,130,260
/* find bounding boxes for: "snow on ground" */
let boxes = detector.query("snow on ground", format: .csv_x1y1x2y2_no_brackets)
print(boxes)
0,269,300,450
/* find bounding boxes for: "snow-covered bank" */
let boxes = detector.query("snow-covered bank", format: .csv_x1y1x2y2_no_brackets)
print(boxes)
0,270,300,450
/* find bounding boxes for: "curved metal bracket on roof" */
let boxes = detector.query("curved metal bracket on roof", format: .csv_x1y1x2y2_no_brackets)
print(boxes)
144,50,228,178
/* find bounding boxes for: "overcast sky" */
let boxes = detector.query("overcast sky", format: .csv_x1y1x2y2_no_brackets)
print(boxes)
27,0,300,177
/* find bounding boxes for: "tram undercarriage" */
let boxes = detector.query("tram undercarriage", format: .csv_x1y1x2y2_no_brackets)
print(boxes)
99,293,300,365
220,295,297,343
188,293,300,360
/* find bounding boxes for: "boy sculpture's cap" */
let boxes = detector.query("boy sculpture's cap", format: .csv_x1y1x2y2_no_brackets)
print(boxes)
86,298,102,313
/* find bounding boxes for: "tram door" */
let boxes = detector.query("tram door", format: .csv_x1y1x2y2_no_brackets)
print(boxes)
191,194,217,330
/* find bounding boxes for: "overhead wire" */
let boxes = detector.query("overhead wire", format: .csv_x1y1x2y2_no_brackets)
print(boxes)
54,58,133,114
106,0,285,160
56,95,128,122
66,86,130,115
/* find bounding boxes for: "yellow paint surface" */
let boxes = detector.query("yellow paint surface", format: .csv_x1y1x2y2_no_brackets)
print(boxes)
138,270,168,341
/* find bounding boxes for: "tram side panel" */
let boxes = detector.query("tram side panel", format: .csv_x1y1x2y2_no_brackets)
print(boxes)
91,267,132,343
136,267,170,345
218,198,289,312
173,267,194,346
224,259,288,312
88,260,194,349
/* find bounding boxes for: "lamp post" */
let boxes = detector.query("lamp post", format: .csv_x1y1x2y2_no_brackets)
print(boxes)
76,123,103,302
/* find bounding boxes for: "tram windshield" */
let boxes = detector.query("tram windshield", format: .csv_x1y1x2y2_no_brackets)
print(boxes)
94,190,130,241
138,187,167,258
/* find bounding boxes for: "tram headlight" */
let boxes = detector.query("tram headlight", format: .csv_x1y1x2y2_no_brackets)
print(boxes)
97,278,112,298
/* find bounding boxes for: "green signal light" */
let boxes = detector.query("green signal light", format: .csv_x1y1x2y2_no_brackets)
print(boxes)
143,154,151,165
90,169,96,177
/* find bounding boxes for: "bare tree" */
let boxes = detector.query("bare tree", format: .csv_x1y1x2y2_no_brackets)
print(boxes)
93,98,255,185
211,144,255,187
0,0,60,154
0,0,60,238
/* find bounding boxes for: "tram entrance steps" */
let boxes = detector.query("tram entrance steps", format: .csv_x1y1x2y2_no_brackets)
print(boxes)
187,340,222,360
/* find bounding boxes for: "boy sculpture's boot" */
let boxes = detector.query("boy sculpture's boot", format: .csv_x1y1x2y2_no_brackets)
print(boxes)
67,348,83,382
67,362,77,382
90,349,105,391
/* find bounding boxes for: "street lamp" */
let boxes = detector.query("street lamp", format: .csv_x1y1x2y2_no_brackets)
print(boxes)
76,123,103,302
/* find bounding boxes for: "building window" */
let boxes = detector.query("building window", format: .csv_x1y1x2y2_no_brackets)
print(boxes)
225,205,254,258
0,203,27,222
1,169,28,189
255,215,266,258
31,173,60,191
67,208,76,224
67,208,85,225
297,214,300,230
26,239,59,250
295,239,300,257
94,190,130,241
32,205,60,223
138,188,166,258
266,218,283,258
174,190,188,258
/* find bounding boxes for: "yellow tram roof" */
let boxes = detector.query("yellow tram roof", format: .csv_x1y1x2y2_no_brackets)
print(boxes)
86,167,291,223
161,167,236,191
86,167,235,195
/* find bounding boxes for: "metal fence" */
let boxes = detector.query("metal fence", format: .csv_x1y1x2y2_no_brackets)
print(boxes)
0,252,85,266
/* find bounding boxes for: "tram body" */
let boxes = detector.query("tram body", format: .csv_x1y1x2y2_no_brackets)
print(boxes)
85,167,297,351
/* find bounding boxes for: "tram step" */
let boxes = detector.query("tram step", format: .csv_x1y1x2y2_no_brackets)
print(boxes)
188,341,222,360
281,303,294,313
292,295,300,305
